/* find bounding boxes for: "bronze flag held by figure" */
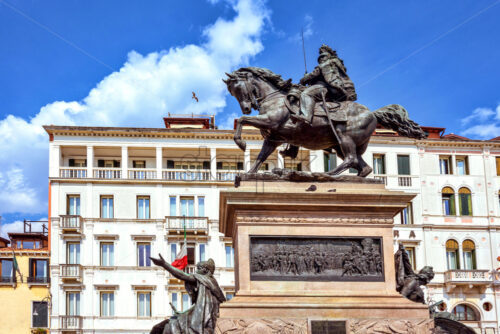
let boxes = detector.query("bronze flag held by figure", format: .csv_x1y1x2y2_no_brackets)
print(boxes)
224,44,425,180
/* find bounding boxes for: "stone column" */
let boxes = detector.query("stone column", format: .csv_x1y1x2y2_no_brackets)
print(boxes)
49,144,61,178
211,147,217,180
244,149,251,172
156,146,163,180
451,155,457,175
86,145,94,179
121,146,128,179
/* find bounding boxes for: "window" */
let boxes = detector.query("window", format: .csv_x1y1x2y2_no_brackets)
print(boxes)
225,245,234,268
23,241,34,249
446,240,459,270
452,304,478,321
400,203,413,225
66,292,80,316
187,246,195,265
199,244,206,262
198,197,205,217
133,160,146,168
170,243,178,262
0,259,13,282
67,195,80,215
323,153,337,172
100,292,114,317
30,259,48,283
68,159,86,167
285,162,303,171
462,240,476,270
442,187,456,216
100,243,114,266
439,156,452,174
458,188,472,216
169,196,177,216
373,154,385,174
181,197,195,228
137,243,151,267
397,155,410,175
67,243,80,264
496,157,500,176
171,292,178,312
138,292,151,317
182,293,191,311
32,301,48,328
137,196,150,219
404,247,416,270
100,196,114,219
455,156,469,175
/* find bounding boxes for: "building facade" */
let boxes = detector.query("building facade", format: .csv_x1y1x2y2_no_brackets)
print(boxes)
45,119,500,334
0,222,50,333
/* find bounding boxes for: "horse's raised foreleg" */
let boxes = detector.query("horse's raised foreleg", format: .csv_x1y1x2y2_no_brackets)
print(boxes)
356,141,372,177
248,139,279,173
234,115,274,152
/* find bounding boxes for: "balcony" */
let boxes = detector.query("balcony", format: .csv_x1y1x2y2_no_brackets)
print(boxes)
444,270,493,292
163,169,210,181
60,168,87,178
60,264,83,281
60,215,82,232
27,276,50,285
93,168,121,179
166,216,208,234
397,176,412,187
373,175,387,185
0,276,14,285
128,168,157,179
216,170,241,181
60,315,83,330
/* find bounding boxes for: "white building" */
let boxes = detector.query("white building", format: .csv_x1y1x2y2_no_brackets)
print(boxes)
45,117,500,334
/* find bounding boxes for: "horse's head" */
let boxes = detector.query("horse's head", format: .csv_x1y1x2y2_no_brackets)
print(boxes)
223,71,259,115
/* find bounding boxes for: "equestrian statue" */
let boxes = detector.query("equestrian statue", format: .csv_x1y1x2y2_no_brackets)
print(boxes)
224,44,425,178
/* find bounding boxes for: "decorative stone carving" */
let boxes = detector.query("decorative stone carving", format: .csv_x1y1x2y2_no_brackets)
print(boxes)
215,318,307,334
236,216,393,225
349,319,434,334
250,237,384,281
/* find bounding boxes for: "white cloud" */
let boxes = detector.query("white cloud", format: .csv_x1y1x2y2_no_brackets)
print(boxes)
460,103,500,139
0,219,48,239
0,0,268,216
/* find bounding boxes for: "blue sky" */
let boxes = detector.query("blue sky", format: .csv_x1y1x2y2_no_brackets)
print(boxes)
0,0,499,233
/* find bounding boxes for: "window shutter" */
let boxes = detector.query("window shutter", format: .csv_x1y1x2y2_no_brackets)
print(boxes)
237,162,243,170
133,161,137,168
84,159,87,167
297,163,302,171
216,162,223,170
98,160,104,167
69,159,75,167
203,161,210,170
167,160,175,169
29,259,33,278
113,160,120,168
397,155,410,175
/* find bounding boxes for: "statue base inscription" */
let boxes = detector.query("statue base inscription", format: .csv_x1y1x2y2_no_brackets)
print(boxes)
216,181,432,334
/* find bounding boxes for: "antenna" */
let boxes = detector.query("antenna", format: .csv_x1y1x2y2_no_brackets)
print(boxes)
301,28,307,74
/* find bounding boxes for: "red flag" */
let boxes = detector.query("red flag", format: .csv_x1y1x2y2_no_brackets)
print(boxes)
171,242,188,270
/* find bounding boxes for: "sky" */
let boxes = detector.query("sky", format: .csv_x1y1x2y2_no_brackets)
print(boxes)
0,0,499,235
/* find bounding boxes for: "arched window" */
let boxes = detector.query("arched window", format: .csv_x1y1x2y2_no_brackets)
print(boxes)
462,240,476,270
452,304,479,321
442,187,456,216
446,239,459,270
458,188,472,216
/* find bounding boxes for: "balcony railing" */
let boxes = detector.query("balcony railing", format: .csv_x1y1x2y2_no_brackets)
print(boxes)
60,315,83,330
166,216,208,231
444,270,492,284
0,276,14,284
60,168,87,178
27,276,50,284
94,168,121,179
373,174,387,185
397,176,412,187
217,171,241,181
163,169,210,181
184,265,196,274
128,168,157,180
60,264,82,280
60,215,82,231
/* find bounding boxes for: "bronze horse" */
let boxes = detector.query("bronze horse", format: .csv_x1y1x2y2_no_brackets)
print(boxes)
224,67,425,177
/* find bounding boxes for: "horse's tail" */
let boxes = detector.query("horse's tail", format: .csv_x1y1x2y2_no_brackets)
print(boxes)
373,104,426,139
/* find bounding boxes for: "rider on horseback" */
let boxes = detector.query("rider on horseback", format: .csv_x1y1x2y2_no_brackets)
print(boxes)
298,44,357,124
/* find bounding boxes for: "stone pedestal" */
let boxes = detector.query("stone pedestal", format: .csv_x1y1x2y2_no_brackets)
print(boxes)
216,181,433,334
